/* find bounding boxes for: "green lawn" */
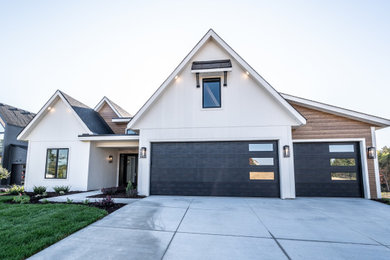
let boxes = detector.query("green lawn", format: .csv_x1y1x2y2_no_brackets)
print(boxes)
0,197,107,260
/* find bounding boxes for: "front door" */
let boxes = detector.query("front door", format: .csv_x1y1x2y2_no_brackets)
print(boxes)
119,154,138,187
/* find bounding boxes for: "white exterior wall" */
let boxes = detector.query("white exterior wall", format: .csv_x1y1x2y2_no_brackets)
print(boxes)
133,39,298,198
87,143,118,190
24,98,91,191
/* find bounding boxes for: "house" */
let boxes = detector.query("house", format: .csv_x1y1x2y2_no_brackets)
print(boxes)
0,103,35,185
18,29,390,199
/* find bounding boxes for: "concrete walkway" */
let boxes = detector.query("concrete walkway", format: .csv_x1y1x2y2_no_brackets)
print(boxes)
30,197,390,260
42,190,140,204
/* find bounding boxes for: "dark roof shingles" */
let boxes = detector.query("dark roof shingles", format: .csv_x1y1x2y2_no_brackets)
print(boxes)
0,103,35,128
60,91,114,135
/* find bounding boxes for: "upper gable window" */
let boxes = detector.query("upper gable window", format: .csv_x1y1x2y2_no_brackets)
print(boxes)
202,78,221,108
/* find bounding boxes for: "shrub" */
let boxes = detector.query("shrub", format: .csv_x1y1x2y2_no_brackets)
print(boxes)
126,182,137,197
66,198,73,204
101,187,117,195
33,186,47,195
12,194,30,204
83,199,90,205
8,185,24,195
0,166,10,180
98,195,115,207
59,191,65,195
41,199,49,204
53,186,70,194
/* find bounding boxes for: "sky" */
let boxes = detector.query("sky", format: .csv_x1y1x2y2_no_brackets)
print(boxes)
1,0,389,147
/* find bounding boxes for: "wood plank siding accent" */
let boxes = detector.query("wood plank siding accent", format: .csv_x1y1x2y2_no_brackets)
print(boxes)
291,104,377,198
97,103,127,134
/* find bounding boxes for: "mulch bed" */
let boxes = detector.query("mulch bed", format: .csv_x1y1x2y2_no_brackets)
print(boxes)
25,191,83,203
4,192,126,214
89,192,145,199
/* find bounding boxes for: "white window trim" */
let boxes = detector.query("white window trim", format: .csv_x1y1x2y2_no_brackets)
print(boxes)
293,138,371,199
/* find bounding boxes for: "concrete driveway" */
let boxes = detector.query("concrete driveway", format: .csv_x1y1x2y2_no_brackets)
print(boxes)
30,197,390,260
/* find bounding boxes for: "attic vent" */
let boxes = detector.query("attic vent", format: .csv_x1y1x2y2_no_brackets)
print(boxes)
9,108,18,111
0,103,4,106
191,59,232,88
21,112,30,115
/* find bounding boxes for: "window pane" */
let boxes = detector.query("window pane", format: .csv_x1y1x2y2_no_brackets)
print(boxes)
249,158,274,166
249,144,273,151
0,133,3,155
329,145,354,153
330,158,356,166
250,172,274,180
126,129,137,135
45,149,57,179
57,149,68,179
331,172,357,181
203,79,221,108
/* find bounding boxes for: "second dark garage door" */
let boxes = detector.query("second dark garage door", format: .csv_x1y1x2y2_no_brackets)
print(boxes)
294,142,363,197
150,141,279,197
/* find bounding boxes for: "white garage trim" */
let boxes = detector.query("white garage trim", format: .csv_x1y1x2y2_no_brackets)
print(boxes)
371,127,382,199
293,138,371,199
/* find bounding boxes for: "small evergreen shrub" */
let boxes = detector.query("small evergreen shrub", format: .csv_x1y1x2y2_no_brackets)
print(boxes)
33,186,47,195
126,182,137,197
53,186,70,194
66,198,73,204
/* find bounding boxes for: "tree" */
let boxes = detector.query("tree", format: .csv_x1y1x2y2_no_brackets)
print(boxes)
378,146,390,192
0,166,10,180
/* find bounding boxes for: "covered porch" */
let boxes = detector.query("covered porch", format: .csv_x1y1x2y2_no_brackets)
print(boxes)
79,135,140,190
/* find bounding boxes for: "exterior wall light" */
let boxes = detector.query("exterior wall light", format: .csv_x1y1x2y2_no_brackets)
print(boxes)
283,145,290,158
367,147,376,159
174,75,179,80
108,155,113,163
140,147,147,158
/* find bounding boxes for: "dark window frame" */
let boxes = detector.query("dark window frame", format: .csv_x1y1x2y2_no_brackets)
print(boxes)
44,148,69,179
202,78,221,109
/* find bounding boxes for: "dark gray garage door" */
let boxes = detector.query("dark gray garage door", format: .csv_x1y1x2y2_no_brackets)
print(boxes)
150,141,279,197
294,142,363,197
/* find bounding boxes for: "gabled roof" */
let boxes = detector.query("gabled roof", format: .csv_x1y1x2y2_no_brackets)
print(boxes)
0,103,35,128
18,90,113,140
60,91,113,134
282,93,390,128
127,29,306,129
94,97,132,118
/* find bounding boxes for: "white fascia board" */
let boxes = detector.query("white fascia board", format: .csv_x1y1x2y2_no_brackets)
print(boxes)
18,90,92,141
112,118,131,123
191,68,232,74
78,135,139,141
282,93,390,127
127,29,306,129
94,97,122,118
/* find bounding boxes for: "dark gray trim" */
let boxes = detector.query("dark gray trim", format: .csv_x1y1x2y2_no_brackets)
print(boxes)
191,59,232,70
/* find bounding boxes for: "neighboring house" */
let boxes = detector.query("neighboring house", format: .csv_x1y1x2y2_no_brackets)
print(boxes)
18,29,390,199
0,103,35,185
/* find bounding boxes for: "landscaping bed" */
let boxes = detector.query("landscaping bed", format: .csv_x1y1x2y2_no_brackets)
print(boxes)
374,198,390,205
89,192,145,199
88,186,145,199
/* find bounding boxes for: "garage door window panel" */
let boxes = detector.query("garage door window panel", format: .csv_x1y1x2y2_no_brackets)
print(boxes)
249,143,274,152
331,172,357,181
329,144,354,153
249,158,274,166
330,158,356,166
